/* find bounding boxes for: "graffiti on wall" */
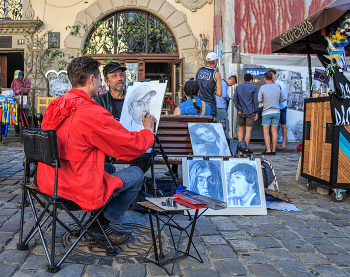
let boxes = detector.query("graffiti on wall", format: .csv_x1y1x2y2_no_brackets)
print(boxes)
234,0,333,54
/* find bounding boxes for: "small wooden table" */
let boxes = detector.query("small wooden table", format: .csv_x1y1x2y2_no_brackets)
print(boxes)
138,199,207,275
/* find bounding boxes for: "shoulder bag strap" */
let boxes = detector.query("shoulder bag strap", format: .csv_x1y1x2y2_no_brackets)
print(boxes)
201,100,206,115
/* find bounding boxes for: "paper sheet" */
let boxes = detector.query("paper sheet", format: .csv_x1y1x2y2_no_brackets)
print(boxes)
266,201,301,211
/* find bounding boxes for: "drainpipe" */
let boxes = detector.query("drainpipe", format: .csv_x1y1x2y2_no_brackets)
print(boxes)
231,43,240,139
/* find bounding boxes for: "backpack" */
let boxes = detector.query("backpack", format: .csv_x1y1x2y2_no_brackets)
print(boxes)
254,154,279,191
131,177,177,213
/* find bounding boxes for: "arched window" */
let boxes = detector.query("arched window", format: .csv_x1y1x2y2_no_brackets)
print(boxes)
85,10,177,55
0,0,22,20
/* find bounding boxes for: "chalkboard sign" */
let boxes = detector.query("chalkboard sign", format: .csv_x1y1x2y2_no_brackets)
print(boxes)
0,36,12,48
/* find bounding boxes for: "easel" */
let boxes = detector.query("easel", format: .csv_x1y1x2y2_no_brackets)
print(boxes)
149,131,178,195
129,78,179,196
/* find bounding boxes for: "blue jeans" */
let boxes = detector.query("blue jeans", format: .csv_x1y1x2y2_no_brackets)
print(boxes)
104,163,116,174
217,108,229,138
103,166,144,224
210,105,217,117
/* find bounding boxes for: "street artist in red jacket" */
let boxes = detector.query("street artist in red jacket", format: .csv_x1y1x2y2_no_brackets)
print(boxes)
37,57,156,245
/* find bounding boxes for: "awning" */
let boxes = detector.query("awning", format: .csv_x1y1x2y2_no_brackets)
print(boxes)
271,0,350,55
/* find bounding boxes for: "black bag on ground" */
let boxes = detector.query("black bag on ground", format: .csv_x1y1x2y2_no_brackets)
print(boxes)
253,154,279,190
131,177,177,213
131,190,154,213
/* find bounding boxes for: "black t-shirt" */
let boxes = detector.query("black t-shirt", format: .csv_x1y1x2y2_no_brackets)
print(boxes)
111,98,124,121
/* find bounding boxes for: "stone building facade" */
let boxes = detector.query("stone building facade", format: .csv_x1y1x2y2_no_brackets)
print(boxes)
0,0,214,113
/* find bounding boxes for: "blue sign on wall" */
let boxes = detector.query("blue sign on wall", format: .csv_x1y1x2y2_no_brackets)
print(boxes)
245,69,269,76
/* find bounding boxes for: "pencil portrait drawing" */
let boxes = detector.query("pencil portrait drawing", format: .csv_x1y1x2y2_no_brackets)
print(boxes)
188,123,231,156
224,161,262,207
120,81,167,132
188,159,224,201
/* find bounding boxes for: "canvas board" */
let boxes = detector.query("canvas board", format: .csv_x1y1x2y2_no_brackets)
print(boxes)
119,81,167,132
182,157,267,215
188,123,231,156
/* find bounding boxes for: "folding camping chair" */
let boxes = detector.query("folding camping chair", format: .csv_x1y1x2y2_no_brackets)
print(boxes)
17,128,118,273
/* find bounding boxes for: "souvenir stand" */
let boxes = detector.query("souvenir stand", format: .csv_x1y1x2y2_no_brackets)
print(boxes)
271,0,350,201
0,97,20,141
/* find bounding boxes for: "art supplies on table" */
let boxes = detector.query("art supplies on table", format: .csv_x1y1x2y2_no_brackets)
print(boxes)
173,194,207,209
145,196,189,211
178,190,227,210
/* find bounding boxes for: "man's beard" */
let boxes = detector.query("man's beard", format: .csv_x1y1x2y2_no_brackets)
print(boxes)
111,81,124,91
110,83,125,97
114,84,124,92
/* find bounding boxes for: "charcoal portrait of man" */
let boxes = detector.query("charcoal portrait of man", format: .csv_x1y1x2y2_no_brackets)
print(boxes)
226,163,261,207
188,159,224,201
124,85,156,131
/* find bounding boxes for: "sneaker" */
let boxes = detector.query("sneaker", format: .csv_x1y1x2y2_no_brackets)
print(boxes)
85,226,132,246
163,170,179,178
277,144,287,150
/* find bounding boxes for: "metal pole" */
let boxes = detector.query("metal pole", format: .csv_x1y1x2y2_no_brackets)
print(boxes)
20,86,23,142
306,36,313,98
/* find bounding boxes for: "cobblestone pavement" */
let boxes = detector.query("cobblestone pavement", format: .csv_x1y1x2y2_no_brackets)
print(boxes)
1,136,350,276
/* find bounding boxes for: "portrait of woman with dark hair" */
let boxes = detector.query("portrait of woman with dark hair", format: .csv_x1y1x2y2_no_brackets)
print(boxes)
188,159,224,201
188,123,231,156
227,163,261,207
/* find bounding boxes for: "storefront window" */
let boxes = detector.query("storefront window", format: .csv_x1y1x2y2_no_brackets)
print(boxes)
0,0,22,20
125,62,138,89
86,11,176,55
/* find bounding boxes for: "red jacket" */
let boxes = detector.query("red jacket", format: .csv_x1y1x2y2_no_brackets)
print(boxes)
37,89,154,212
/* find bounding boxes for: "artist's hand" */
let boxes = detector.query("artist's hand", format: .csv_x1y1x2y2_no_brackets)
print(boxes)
142,113,157,133
238,111,242,114
254,113,258,121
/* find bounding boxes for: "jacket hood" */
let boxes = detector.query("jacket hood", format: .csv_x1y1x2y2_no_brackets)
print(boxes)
243,82,257,93
42,89,91,130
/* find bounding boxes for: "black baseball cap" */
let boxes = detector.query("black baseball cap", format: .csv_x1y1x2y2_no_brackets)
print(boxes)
184,80,199,94
103,62,127,78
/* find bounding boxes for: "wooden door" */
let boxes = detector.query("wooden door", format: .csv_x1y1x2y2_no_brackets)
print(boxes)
0,55,7,88
303,100,332,181
172,58,184,113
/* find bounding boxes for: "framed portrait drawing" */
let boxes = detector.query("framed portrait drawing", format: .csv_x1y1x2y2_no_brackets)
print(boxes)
188,123,231,156
182,157,225,202
182,157,267,215
119,81,167,132
223,158,266,215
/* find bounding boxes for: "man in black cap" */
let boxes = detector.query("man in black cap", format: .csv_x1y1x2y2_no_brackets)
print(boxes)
96,62,151,173
96,62,127,121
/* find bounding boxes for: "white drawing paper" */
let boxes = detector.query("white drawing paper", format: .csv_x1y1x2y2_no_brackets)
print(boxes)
120,81,167,132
